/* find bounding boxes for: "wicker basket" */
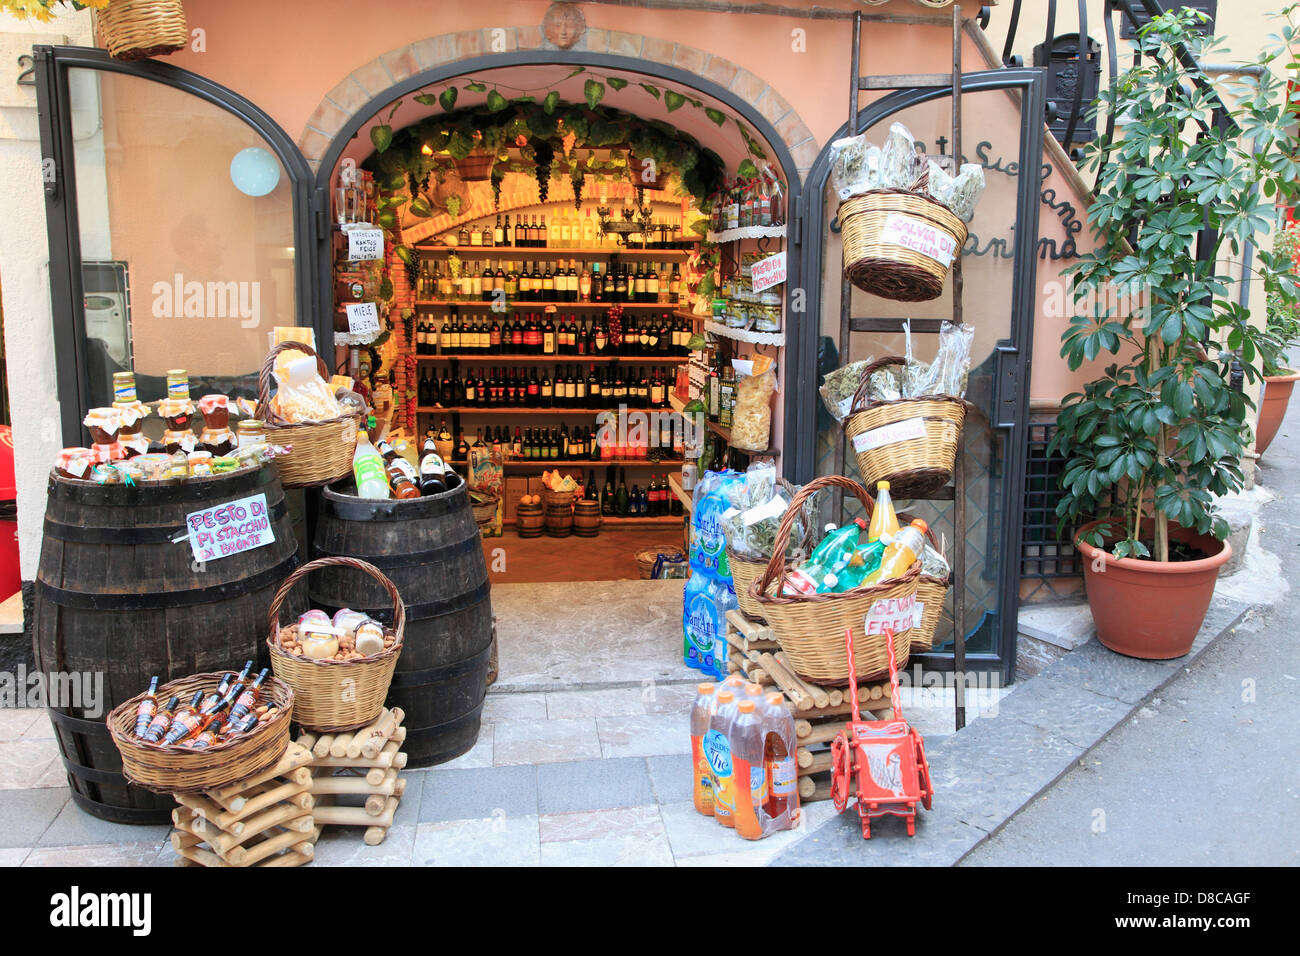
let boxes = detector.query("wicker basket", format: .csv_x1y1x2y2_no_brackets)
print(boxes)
751,475,919,685
266,556,405,733
840,168,968,302
106,672,293,794
911,573,950,651
95,0,188,61
843,355,966,499
637,547,684,579
258,341,365,488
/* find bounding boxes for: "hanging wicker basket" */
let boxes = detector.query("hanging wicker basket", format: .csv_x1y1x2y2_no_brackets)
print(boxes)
258,341,364,488
95,0,189,61
750,475,919,685
266,556,405,733
843,355,966,500
840,166,968,303
107,672,294,793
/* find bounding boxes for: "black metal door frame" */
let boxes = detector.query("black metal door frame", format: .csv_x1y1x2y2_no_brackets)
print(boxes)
795,68,1047,681
33,46,318,446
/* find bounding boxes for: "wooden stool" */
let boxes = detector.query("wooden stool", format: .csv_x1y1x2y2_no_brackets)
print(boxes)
297,707,409,847
169,741,318,867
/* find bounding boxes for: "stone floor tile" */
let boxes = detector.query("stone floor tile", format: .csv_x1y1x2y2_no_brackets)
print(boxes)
418,764,538,823
412,814,540,866
0,788,67,847
23,841,165,867
493,717,601,766
39,799,171,848
536,757,654,814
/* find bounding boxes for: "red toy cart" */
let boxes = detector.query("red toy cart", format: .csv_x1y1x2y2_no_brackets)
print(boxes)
830,627,932,838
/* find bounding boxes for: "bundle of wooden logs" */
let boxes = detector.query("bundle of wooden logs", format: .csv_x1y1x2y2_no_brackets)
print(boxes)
297,706,408,847
723,609,894,803
170,741,318,867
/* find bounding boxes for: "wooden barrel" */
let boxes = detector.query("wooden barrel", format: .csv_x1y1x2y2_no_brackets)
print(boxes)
572,500,601,537
310,479,492,767
544,501,573,537
516,501,544,537
32,466,300,824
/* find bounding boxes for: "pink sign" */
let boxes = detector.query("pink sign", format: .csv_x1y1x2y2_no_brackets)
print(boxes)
750,251,787,293
879,214,957,267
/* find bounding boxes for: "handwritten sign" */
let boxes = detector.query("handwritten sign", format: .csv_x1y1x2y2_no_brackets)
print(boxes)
348,227,385,262
186,493,275,564
749,251,787,293
345,302,380,336
852,416,928,453
864,592,917,636
880,213,957,267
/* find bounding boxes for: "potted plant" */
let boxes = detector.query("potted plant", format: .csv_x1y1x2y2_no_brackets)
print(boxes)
1050,8,1300,659
1255,220,1300,456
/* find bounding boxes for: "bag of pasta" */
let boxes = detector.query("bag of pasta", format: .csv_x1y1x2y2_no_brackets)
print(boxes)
730,356,777,452
271,354,347,423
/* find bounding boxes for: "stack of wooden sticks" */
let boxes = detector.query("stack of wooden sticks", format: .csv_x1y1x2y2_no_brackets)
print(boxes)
170,741,318,867
297,706,408,847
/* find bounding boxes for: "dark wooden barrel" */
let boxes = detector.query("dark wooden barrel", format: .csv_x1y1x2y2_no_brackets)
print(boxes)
310,479,492,767
573,500,601,537
33,466,300,824
544,501,573,537
516,501,544,537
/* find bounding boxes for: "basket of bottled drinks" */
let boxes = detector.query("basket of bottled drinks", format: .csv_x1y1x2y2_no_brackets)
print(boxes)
751,475,924,685
107,668,294,793
267,556,405,733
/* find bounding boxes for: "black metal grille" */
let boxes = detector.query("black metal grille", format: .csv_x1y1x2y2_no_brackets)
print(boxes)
1021,421,1080,578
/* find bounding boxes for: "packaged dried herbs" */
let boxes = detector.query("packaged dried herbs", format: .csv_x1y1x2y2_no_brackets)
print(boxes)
830,134,881,200
909,321,974,398
946,164,987,223
831,121,987,220
819,358,876,423
721,462,820,562
879,123,922,190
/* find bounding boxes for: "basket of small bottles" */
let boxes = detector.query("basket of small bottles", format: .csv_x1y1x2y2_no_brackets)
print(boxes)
266,556,405,733
751,475,922,685
107,666,294,793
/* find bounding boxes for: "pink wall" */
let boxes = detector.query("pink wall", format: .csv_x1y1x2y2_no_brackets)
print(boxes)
112,0,1098,403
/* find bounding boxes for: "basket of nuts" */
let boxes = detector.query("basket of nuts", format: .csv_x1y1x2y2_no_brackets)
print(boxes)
266,556,404,733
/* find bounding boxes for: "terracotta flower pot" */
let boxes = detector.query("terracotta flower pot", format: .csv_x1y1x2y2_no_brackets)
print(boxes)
1075,519,1231,660
1254,368,1300,457
454,154,495,182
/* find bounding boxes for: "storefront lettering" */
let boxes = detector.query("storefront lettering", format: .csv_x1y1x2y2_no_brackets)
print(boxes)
919,140,1081,261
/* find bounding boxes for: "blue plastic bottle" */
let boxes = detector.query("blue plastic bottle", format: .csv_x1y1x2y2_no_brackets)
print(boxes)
683,570,726,673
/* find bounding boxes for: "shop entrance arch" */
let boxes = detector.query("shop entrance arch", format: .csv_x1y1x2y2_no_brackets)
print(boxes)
306,42,813,481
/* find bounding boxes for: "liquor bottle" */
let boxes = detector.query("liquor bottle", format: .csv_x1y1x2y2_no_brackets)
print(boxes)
133,676,160,739
227,669,269,726
670,476,684,516
503,214,513,246
591,263,605,303
542,314,556,356
574,365,588,405
586,469,598,500
593,316,609,355
630,484,644,515
200,672,236,713
380,442,421,499
141,694,182,743
539,214,549,248
540,366,554,408
670,263,682,304
159,690,206,745
417,438,449,495
481,261,493,300
353,434,391,499
512,426,523,458
601,468,616,516
615,467,629,516
579,262,592,302
527,368,541,407
494,215,505,246
634,263,648,302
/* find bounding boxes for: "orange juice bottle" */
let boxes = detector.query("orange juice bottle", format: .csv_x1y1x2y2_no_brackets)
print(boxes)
868,480,900,542
762,692,800,828
862,519,927,586
690,683,718,816
706,690,740,828
731,699,768,840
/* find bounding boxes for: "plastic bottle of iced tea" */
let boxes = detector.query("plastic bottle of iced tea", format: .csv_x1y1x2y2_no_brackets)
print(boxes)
690,683,718,816
730,699,768,840
762,692,800,828
706,690,741,828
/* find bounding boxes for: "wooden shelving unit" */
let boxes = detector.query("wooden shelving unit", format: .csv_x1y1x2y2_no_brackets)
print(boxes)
413,300,685,309
416,405,677,416
416,353,690,364
417,246,695,257
450,458,683,470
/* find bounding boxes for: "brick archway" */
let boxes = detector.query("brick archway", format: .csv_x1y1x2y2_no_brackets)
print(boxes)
297,28,821,180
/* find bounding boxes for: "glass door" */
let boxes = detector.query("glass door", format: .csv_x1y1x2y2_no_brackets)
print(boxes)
797,70,1047,681
34,47,317,444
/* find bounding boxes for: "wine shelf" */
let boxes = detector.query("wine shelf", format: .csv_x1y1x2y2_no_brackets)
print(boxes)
669,473,695,513
416,246,696,256
416,406,680,415
706,224,787,243
413,300,685,309
415,354,690,364
450,458,684,469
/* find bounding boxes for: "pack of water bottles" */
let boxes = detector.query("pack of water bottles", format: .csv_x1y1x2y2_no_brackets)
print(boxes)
682,469,744,678
691,676,800,839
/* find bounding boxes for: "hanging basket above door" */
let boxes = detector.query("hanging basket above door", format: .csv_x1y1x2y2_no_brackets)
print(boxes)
95,0,189,61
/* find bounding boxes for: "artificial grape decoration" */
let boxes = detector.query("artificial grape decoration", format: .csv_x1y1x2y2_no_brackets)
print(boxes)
607,304,624,351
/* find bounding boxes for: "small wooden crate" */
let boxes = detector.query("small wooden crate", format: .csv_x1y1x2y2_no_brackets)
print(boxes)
169,741,318,867
297,707,409,847
724,610,894,803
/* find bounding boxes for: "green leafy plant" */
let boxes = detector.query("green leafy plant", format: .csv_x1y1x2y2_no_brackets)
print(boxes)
1050,7,1300,561
1262,221,1300,376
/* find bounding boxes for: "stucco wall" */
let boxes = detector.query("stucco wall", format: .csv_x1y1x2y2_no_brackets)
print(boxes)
0,9,94,580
